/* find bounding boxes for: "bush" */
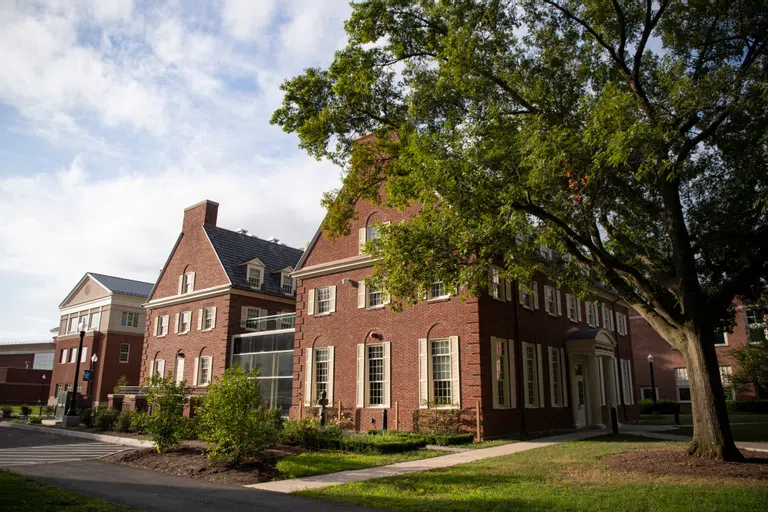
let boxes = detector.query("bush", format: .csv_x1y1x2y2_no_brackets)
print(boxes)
113,375,129,395
281,418,342,450
146,374,191,452
116,410,135,433
197,367,278,463
44,405,55,416
425,433,475,446
130,411,151,434
341,433,427,454
638,398,680,414
180,416,200,440
27,416,43,425
78,408,95,427
19,405,32,417
727,400,768,413
1,405,12,418
93,405,119,431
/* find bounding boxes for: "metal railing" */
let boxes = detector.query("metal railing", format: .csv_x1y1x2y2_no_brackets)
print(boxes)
240,312,295,332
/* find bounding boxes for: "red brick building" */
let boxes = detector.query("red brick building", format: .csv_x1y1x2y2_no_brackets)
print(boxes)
291,200,639,438
49,273,153,406
138,200,302,412
631,303,767,404
0,340,54,405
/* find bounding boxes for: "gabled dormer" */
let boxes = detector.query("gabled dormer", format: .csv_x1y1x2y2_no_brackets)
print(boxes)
246,258,265,290
279,266,296,295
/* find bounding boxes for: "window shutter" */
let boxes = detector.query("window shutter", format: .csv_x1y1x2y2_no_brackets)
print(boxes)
356,344,364,408
560,349,568,406
178,275,183,294
189,272,196,291
304,348,314,406
329,286,337,313
150,359,156,378
627,359,635,404
556,290,562,316
174,313,180,334
533,282,539,309
192,358,199,386
358,227,366,254
594,303,600,327
154,316,159,336
536,344,544,406
383,341,391,408
505,280,513,302
210,307,216,329
205,356,213,385
241,307,247,328
521,342,531,407
491,337,500,408
358,281,366,308
599,362,606,405
549,347,556,407
158,360,165,378
383,289,390,305
450,336,460,408
577,299,583,321
307,289,315,316
507,339,516,409
544,287,551,314
327,346,335,404
418,338,428,408
614,358,622,405
197,309,203,330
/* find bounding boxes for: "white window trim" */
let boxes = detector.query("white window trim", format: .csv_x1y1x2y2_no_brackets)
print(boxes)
364,280,390,309
154,315,169,337
60,348,68,364
491,337,516,409
281,272,296,295
548,346,564,407
311,286,336,316
356,342,391,408
418,336,461,409
521,341,541,408
519,281,539,311
194,356,213,387
489,266,505,301
640,387,659,400
305,347,335,406
198,307,217,332
119,343,130,363
427,281,451,301
247,264,264,290
176,311,192,335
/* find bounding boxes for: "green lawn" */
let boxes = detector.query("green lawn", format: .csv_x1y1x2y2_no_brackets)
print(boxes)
297,435,768,511
276,449,441,479
636,412,768,442
673,423,768,443
459,439,517,450
0,470,136,511
637,413,768,426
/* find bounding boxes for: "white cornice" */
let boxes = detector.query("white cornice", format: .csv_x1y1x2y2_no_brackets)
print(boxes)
292,255,375,279
229,288,296,305
143,284,231,308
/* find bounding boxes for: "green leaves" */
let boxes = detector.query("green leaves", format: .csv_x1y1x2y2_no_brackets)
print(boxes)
146,374,190,453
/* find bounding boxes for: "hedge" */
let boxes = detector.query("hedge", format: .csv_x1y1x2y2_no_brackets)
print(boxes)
727,400,768,413
638,398,681,414
341,435,427,454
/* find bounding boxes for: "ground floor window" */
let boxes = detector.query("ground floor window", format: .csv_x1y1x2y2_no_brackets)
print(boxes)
549,347,564,406
302,345,335,407
419,337,460,408
232,332,294,413
640,387,658,401
674,368,691,402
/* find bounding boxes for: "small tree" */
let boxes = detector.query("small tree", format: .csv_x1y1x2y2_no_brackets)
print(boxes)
729,339,768,395
197,366,277,464
113,375,129,394
146,374,190,452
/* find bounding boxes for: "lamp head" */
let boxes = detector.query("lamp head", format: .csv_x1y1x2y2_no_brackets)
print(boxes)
647,354,654,363
42,374,46,380
78,320,87,332
91,354,98,363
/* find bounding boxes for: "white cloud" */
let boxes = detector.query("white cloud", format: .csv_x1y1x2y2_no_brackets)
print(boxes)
222,0,278,41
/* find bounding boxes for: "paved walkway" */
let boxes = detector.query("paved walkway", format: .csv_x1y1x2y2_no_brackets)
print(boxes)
247,429,609,493
0,442,129,467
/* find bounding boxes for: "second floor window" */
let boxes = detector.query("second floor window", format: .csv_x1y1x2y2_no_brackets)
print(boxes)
489,267,503,300
566,294,580,322
60,349,68,364
179,311,191,333
367,283,384,308
585,302,599,327
121,312,139,328
119,343,130,363
89,312,101,330
519,281,538,310
429,281,448,300
69,348,77,363
68,317,78,334
201,307,215,330
745,307,767,344
154,315,169,337
316,287,332,314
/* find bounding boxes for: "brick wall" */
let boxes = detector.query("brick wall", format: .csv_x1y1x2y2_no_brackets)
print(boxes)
0,353,36,369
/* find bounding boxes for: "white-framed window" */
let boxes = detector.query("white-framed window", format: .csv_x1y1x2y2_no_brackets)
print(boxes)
279,312,294,330
418,337,460,409
119,343,130,363
491,337,515,409
177,311,192,334
489,267,504,301
367,345,385,406
367,282,384,308
54,383,62,397
247,265,263,290
200,307,215,331
566,294,581,322
196,356,212,386
80,346,88,363
316,286,332,314
60,349,68,364
428,281,449,300
121,311,139,328
359,221,390,254
68,317,79,334
154,315,169,337
89,311,101,330
601,304,615,331
640,387,658,401
615,312,628,336
308,286,336,316
745,307,767,344
241,307,265,330
151,359,165,378
180,272,195,294
620,358,635,404
356,343,391,408
281,273,295,295
69,348,77,363
519,280,538,310
585,302,599,327
549,347,564,407
522,342,541,407
539,245,553,260
304,346,335,406
674,367,690,402
77,383,82,393
544,286,562,316
713,330,728,346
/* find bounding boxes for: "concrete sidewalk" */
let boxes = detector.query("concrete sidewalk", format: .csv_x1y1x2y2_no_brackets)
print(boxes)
247,428,609,493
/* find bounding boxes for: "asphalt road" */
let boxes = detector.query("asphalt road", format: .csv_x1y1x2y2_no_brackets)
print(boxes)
0,425,381,512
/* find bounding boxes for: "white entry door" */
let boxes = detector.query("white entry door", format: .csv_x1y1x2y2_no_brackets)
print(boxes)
175,358,185,384
572,363,587,427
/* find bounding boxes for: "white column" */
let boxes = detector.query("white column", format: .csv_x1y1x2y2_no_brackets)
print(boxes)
602,357,618,407
586,355,603,426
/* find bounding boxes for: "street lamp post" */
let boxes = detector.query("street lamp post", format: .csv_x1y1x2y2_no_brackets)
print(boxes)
647,354,657,410
89,353,98,402
64,320,87,422
38,374,47,416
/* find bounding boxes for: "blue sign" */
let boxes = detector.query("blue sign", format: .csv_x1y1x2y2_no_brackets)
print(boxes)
82,370,93,382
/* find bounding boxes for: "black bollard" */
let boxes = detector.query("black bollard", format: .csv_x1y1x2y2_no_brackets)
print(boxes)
382,409,388,430
611,407,619,435
674,406,681,426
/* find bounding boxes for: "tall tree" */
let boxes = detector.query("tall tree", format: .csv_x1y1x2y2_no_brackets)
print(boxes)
272,0,768,460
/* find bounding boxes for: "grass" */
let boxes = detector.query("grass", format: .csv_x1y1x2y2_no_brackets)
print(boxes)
637,413,768,426
636,412,768,442
276,449,441,479
459,439,517,450
674,423,768,443
297,435,768,511
0,470,137,511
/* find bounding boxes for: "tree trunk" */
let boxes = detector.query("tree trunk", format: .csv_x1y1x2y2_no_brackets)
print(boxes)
683,324,742,461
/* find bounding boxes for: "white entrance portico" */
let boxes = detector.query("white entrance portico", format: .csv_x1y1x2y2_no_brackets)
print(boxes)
565,329,620,428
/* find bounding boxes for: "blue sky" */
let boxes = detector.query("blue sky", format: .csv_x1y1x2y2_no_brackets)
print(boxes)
0,0,352,342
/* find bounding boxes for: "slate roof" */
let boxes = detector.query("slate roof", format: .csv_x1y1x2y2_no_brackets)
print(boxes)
89,273,154,298
204,226,303,297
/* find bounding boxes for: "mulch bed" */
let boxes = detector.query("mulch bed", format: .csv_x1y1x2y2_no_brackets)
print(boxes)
103,443,302,486
604,449,768,481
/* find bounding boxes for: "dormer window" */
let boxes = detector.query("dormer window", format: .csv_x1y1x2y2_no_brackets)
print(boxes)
247,265,263,289
179,272,195,294
281,273,295,295
539,246,553,261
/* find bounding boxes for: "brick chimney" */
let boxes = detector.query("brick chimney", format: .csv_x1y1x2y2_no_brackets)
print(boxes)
183,200,219,233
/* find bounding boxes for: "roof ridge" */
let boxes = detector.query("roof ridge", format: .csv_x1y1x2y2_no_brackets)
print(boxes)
88,272,155,286
205,225,304,253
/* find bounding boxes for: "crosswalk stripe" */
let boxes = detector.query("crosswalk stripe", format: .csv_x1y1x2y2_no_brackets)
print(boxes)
0,441,129,467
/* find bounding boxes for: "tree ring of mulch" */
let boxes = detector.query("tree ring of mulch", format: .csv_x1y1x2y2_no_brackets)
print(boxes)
604,449,768,481
103,445,301,486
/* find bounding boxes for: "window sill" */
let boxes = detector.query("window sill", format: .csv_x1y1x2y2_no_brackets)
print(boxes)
365,404,387,409
547,312,559,318
521,305,535,311
199,328,214,333
156,334,167,339
426,296,451,303
119,361,129,364
178,331,189,336
366,305,386,311
314,312,332,317
568,318,579,323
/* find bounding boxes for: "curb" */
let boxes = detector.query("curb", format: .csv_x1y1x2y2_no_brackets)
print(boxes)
0,421,155,448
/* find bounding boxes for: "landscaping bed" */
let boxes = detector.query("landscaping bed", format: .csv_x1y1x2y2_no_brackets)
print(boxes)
605,448,768,481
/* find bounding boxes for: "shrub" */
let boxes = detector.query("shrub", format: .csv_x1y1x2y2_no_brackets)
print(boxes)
727,400,768,413
1,405,12,418
638,398,680,414
93,405,119,431
27,416,43,425
425,433,475,446
116,410,135,433
130,411,151,434
113,375,129,395
44,405,55,416
197,367,278,464
281,418,342,449
19,405,32,417
180,416,200,440
264,406,285,434
341,434,427,454
78,408,95,428
146,374,190,452
412,405,463,435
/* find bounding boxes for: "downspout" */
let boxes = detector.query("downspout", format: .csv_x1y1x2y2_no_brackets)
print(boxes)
610,297,628,422
514,280,526,436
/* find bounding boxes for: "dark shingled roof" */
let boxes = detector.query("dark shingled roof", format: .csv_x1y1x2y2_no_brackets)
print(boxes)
89,273,154,298
204,226,303,297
